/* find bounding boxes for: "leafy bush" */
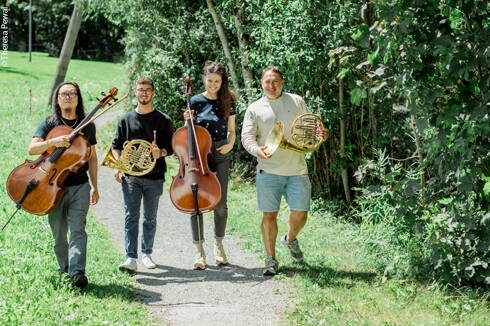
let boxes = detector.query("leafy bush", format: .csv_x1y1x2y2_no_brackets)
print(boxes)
353,150,490,286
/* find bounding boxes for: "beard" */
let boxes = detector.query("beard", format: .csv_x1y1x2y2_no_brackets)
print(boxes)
138,99,151,105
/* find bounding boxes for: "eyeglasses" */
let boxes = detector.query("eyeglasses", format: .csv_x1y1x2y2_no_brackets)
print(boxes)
59,92,78,99
136,88,153,94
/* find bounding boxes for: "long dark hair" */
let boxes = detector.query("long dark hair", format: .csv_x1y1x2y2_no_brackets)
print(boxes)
47,82,85,128
203,61,236,118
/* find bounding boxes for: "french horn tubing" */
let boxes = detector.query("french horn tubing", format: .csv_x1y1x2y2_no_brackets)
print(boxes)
102,139,156,176
264,113,327,155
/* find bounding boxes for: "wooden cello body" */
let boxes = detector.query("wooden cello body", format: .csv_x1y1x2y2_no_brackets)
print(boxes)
170,123,221,213
6,126,90,215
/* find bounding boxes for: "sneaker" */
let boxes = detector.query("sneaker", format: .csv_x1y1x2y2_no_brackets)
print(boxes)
263,256,278,276
281,234,304,262
119,258,137,272
141,254,157,269
214,242,228,265
193,251,207,270
71,272,88,289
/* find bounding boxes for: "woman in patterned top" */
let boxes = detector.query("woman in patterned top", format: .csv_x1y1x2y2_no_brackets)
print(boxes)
184,61,237,269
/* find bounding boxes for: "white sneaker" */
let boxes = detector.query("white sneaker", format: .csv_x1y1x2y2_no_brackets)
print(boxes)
141,254,157,269
118,258,137,272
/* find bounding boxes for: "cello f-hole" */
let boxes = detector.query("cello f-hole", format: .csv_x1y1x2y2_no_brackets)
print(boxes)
48,168,58,186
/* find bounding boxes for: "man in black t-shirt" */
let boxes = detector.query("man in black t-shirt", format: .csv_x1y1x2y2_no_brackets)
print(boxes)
111,77,174,272
28,82,99,289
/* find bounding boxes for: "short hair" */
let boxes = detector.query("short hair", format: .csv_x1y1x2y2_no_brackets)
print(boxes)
136,77,154,89
261,66,284,79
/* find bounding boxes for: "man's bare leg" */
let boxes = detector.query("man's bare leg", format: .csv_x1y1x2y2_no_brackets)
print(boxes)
287,210,307,242
261,211,279,258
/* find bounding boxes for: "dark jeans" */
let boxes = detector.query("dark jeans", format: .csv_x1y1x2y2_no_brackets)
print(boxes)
122,175,164,258
190,140,230,244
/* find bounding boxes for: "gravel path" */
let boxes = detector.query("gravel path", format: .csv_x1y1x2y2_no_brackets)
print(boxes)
92,115,290,325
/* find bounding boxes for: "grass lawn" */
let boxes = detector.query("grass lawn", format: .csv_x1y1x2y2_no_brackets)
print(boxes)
0,51,155,325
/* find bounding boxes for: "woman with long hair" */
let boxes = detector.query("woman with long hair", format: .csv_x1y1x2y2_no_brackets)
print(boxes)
184,61,237,269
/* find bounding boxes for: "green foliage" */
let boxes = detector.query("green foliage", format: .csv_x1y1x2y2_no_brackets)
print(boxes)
6,0,124,61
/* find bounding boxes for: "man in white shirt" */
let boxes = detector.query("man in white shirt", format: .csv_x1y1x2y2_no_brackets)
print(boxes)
241,66,314,276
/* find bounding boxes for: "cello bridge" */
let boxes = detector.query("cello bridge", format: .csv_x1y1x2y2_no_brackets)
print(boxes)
37,167,49,175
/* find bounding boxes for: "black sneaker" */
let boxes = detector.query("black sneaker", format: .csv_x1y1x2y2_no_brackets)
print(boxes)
71,272,88,289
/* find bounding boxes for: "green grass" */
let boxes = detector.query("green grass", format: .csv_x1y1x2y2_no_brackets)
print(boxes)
226,177,490,325
0,51,155,325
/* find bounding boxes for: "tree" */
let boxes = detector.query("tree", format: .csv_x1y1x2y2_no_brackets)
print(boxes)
233,0,254,100
48,2,83,105
205,0,240,93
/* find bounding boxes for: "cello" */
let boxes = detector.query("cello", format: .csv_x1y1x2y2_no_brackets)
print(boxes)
5,88,127,219
169,77,221,215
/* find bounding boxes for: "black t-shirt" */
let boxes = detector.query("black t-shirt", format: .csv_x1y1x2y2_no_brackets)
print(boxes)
33,116,97,187
190,94,236,142
112,109,174,180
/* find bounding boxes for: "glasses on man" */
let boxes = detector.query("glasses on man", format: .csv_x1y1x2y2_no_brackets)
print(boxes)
136,88,153,94
59,92,78,99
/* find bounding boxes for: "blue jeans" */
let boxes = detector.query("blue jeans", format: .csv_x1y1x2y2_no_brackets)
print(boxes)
122,175,164,259
48,182,90,277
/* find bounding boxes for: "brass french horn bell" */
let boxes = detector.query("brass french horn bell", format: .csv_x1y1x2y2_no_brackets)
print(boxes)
264,113,327,155
102,139,156,176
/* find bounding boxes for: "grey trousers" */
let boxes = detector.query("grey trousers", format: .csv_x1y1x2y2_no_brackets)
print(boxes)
48,182,90,277
190,141,231,244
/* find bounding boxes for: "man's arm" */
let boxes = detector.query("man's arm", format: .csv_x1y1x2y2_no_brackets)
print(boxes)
241,109,271,159
241,109,259,157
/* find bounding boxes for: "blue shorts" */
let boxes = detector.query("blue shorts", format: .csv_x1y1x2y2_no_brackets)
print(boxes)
256,171,311,212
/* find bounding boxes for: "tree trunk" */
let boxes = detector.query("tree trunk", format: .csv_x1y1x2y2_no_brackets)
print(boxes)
48,3,84,105
339,78,352,204
362,0,378,142
233,0,254,100
205,0,240,93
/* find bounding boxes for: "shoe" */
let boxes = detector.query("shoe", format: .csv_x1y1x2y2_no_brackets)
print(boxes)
71,272,88,289
263,256,278,276
141,254,157,269
214,242,228,265
119,258,137,272
193,251,207,270
281,234,304,262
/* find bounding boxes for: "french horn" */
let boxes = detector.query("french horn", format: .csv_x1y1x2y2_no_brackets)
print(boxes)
264,113,327,155
102,139,156,176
